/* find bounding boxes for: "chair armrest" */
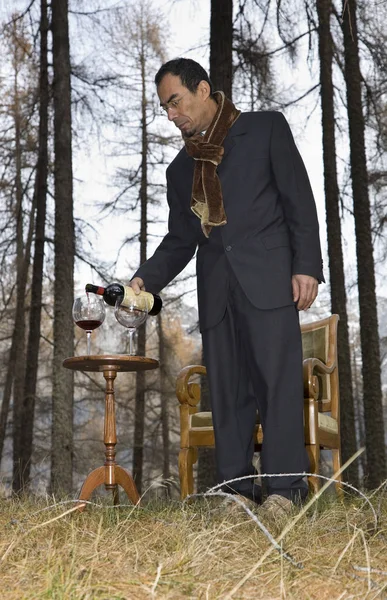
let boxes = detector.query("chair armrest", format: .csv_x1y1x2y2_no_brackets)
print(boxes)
176,365,207,407
303,357,336,400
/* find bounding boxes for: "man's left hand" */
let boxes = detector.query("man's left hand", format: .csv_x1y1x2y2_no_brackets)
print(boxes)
292,274,318,311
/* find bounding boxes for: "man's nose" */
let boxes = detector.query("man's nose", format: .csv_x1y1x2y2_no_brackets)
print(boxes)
167,107,178,121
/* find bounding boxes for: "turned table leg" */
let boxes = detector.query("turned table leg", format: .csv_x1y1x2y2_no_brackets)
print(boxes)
103,368,118,489
77,466,105,511
75,366,140,511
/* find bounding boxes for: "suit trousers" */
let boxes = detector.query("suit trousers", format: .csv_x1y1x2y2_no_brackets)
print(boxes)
201,262,309,502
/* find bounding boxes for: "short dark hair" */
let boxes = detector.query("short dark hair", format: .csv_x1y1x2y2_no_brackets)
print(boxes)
154,58,214,95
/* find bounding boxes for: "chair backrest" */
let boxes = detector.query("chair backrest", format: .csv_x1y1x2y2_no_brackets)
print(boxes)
176,316,340,420
301,314,339,415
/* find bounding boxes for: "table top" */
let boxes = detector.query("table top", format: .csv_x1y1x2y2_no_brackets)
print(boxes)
63,355,159,372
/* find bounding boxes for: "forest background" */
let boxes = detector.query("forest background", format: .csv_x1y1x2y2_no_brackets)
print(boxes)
0,0,386,500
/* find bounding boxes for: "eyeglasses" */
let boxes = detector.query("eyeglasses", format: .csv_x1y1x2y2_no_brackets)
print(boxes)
160,91,189,115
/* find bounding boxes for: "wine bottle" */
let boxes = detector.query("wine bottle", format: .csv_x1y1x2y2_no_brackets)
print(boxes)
85,282,162,316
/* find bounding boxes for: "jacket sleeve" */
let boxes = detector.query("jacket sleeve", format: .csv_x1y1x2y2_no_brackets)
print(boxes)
132,169,198,294
270,112,325,283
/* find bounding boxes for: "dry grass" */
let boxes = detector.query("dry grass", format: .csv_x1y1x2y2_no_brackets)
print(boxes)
0,488,386,599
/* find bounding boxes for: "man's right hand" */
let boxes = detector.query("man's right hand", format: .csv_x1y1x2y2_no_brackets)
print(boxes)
130,277,145,294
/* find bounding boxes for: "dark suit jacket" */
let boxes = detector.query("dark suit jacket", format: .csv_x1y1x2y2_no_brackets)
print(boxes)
134,111,324,331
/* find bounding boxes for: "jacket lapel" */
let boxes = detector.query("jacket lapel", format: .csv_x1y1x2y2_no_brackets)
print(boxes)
218,115,247,168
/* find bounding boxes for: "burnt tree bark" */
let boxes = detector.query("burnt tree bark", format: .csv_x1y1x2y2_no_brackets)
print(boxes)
210,0,233,98
197,0,235,492
20,0,49,489
50,0,75,495
316,0,358,485
157,313,171,497
341,0,386,487
8,19,36,493
132,39,149,495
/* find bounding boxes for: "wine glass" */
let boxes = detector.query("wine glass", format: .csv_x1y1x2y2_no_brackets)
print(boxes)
114,297,148,356
73,293,106,355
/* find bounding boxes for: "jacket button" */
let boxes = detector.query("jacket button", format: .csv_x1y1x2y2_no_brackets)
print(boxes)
225,245,232,251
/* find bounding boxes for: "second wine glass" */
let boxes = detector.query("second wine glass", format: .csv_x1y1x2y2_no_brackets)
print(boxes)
114,297,148,356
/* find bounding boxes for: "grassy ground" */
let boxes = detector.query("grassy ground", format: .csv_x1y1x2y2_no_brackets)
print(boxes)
0,489,386,599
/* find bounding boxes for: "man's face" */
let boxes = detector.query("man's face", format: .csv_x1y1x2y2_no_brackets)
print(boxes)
157,73,210,138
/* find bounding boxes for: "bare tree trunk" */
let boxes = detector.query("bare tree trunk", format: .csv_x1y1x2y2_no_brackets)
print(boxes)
133,339,146,494
11,40,26,491
316,0,358,486
210,0,233,98
0,336,17,465
0,213,35,477
10,19,37,492
342,0,386,487
132,43,148,494
12,156,35,493
197,1,234,491
157,313,171,497
351,343,366,480
20,0,49,489
50,0,75,495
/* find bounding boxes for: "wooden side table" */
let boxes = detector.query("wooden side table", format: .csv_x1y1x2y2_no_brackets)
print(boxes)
63,355,159,511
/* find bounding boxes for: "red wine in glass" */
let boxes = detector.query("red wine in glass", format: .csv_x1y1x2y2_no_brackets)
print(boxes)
73,294,106,355
75,319,103,331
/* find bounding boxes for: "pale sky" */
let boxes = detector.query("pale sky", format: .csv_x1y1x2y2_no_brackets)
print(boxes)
76,0,335,310
2,0,383,308
132,0,386,308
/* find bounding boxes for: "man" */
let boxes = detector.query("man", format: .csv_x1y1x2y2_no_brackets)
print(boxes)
131,58,324,513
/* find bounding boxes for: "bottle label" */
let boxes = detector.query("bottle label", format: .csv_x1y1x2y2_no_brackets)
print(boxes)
121,286,154,312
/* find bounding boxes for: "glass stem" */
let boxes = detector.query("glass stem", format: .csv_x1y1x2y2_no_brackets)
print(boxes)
86,331,91,355
128,329,135,356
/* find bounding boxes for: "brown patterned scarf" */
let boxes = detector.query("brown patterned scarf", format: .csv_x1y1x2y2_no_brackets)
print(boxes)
185,91,240,238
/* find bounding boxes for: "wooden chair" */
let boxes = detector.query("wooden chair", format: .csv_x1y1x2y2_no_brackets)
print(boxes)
176,314,341,499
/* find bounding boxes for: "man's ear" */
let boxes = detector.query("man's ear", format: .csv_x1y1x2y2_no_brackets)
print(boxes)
197,79,211,100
